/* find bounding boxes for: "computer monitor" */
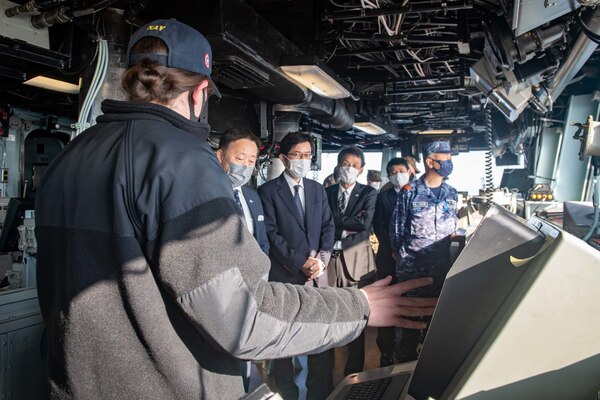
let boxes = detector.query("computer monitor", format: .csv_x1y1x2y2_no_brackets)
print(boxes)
0,198,34,253
409,204,600,399
499,168,529,193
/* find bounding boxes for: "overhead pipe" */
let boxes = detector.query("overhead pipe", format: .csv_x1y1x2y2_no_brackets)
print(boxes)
4,0,67,17
372,34,460,45
346,57,456,69
31,5,71,29
4,1,38,17
386,74,462,85
276,90,355,130
324,1,473,22
387,98,461,105
548,7,600,101
26,0,120,29
335,43,449,57
338,33,460,44
385,85,463,95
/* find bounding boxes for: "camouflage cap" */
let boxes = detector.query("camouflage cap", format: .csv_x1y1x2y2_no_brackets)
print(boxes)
424,140,452,157
402,156,421,174
367,169,382,182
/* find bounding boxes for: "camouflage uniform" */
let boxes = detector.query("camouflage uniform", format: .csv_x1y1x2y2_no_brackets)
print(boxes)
391,175,457,362
391,175,458,297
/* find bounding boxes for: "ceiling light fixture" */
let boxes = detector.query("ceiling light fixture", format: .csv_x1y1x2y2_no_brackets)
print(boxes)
280,56,352,99
23,75,80,94
353,122,387,135
418,129,454,135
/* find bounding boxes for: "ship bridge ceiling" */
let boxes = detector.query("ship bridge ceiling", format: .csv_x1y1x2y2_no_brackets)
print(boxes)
1,0,599,149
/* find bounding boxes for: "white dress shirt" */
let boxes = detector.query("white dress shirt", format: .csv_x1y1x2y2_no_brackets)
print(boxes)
234,187,255,236
283,172,305,212
333,182,357,250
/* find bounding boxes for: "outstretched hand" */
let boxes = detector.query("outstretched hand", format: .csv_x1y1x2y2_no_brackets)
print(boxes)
360,276,437,329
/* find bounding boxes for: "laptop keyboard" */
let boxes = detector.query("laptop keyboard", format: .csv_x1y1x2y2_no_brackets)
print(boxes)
346,377,391,399
343,372,411,400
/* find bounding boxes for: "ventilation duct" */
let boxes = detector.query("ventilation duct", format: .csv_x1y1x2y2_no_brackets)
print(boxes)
197,0,355,129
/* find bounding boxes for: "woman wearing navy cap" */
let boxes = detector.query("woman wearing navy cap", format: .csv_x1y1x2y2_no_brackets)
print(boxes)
35,19,437,400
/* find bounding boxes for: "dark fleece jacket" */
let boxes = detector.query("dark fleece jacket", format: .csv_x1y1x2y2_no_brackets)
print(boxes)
35,100,369,400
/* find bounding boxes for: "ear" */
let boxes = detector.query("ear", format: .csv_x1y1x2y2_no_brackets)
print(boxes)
191,80,210,105
279,153,286,164
216,148,224,163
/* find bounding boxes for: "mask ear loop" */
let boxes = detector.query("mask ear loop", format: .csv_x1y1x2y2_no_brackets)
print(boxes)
188,89,208,122
188,91,196,122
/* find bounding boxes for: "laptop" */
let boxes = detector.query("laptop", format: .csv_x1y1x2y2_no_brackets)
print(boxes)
329,204,600,399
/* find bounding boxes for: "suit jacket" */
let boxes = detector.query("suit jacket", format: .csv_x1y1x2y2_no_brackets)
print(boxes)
373,187,399,280
258,173,335,286
241,186,269,255
326,182,377,282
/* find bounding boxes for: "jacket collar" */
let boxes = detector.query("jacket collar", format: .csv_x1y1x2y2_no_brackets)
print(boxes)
98,100,210,141
331,182,363,216
414,175,451,200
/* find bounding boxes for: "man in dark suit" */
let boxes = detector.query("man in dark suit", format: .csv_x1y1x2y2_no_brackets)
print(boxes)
325,146,377,376
372,157,411,367
258,132,335,400
217,128,269,392
217,128,269,256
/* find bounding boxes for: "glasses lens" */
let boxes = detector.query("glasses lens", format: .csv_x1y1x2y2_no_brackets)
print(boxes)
289,152,312,159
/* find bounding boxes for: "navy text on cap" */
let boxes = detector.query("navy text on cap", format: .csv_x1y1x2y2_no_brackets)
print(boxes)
126,19,221,98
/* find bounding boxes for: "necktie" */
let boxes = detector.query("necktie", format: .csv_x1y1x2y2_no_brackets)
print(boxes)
338,190,347,214
294,185,304,221
233,189,243,211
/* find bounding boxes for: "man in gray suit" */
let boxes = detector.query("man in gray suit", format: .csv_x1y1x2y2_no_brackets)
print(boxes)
325,145,378,376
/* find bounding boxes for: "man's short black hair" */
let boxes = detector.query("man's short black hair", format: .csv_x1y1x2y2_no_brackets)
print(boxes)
386,157,409,175
337,146,365,167
279,132,314,155
218,128,261,152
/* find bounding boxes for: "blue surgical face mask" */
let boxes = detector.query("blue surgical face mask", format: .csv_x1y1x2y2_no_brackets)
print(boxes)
431,158,453,177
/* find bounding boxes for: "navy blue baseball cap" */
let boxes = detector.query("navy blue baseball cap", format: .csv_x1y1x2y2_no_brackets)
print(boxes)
127,19,221,98
424,140,452,157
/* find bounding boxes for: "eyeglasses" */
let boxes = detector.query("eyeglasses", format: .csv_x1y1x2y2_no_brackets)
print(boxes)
287,152,313,160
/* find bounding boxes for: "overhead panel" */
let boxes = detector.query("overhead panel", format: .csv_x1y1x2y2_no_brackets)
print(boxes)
511,0,580,36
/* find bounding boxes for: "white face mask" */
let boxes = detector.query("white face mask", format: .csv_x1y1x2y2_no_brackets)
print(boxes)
369,182,381,190
286,158,312,179
339,166,360,184
390,172,410,188
227,163,253,188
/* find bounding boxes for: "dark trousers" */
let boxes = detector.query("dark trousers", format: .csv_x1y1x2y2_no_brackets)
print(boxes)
241,361,250,392
344,331,365,376
272,350,333,400
376,252,397,367
394,316,433,364
376,327,395,366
